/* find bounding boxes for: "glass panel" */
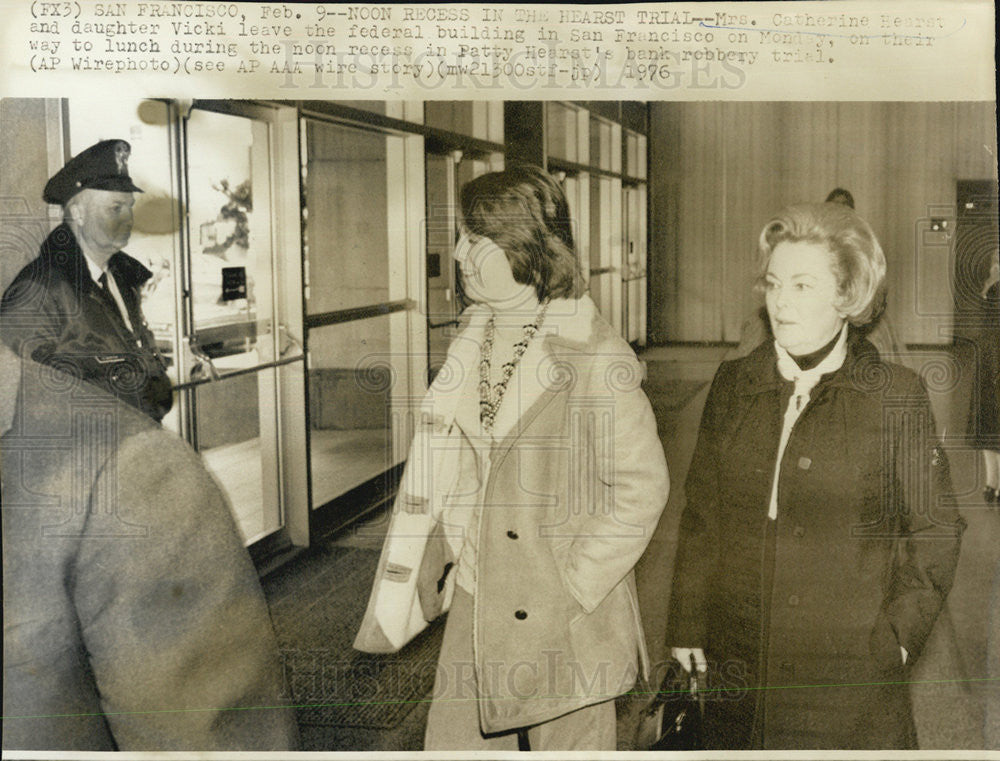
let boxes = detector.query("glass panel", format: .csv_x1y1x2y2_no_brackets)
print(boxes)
623,185,640,343
425,153,458,328
195,369,279,544
590,272,614,322
626,132,639,178
589,175,615,322
304,120,391,315
485,102,505,144
187,110,274,370
425,101,494,139
627,279,642,342
470,102,490,141
601,121,613,171
185,108,282,545
624,186,642,280
610,123,622,173
564,175,580,235
589,116,601,170
425,101,458,133
308,312,409,508
589,175,609,269
563,174,589,276
590,116,615,172
547,102,578,163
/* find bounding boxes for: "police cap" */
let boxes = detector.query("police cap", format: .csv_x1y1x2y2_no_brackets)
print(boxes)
43,139,144,205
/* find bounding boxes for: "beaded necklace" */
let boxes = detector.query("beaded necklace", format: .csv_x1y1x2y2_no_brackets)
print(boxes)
479,299,551,434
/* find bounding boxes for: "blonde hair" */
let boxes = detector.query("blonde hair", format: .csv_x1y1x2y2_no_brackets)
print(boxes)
757,202,887,326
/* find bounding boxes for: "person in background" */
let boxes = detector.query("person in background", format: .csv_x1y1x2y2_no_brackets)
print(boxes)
666,202,964,749
824,187,855,208
968,255,1000,504
823,187,907,362
357,166,669,751
1,139,172,422
1,342,298,751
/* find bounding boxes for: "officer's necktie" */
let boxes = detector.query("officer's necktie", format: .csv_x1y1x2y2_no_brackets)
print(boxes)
98,271,135,334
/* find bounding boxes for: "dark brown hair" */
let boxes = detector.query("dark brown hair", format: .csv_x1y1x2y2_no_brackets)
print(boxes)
460,165,585,301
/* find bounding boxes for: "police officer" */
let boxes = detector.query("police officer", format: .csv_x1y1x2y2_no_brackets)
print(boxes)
1,139,172,421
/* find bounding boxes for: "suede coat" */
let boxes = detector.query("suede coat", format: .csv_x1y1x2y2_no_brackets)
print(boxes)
369,298,670,734
2,356,297,751
666,336,965,749
1,223,172,421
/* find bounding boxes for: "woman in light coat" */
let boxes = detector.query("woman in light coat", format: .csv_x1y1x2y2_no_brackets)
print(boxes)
666,202,965,749
357,166,668,750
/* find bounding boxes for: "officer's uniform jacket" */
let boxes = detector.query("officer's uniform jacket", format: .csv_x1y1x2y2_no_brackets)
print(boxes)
1,223,172,421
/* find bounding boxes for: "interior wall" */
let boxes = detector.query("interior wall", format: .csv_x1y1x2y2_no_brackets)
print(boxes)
648,102,998,345
0,99,60,293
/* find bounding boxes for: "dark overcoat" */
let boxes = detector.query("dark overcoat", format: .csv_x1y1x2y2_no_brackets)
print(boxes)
1,223,172,421
967,280,999,449
667,335,964,749
2,356,297,750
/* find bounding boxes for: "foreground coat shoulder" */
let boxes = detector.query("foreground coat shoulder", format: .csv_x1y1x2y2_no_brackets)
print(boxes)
2,361,297,750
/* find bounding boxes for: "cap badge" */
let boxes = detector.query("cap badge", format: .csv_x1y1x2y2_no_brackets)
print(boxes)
114,141,130,175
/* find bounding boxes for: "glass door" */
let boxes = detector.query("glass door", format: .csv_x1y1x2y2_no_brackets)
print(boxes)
301,114,425,514
623,184,647,344
425,150,462,383
64,98,309,550
425,149,505,381
178,104,307,547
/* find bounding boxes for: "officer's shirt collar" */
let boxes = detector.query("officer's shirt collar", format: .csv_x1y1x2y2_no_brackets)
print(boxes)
81,249,106,283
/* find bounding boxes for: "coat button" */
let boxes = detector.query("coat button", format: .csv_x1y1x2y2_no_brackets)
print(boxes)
506,530,519,540
793,526,805,537
798,457,812,470
514,609,528,620
788,594,800,607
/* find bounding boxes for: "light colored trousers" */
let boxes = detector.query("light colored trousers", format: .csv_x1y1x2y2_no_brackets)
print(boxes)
424,587,617,751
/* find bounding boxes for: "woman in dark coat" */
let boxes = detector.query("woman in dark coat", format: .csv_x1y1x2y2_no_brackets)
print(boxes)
666,202,965,749
968,257,999,504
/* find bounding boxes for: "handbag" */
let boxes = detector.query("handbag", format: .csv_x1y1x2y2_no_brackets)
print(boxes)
353,509,456,653
633,655,704,751
354,312,485,653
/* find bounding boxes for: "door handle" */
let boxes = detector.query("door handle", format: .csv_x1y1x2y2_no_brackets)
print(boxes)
186,336,220,381
278,324,304,358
